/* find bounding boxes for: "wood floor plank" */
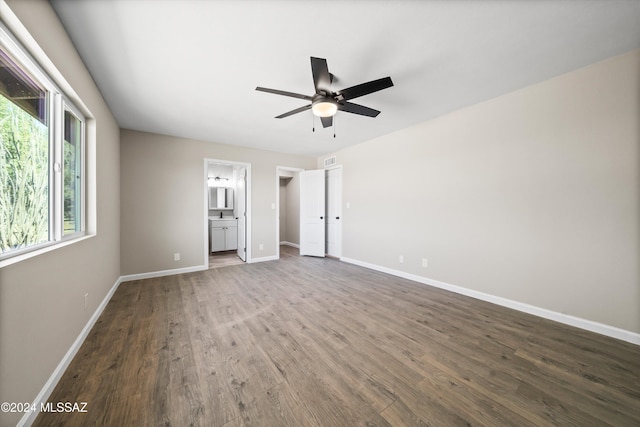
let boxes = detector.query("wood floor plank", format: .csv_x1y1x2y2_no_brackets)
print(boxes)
34,246,640,426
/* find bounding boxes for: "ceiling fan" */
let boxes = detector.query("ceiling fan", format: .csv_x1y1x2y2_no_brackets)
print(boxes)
256,57,393,128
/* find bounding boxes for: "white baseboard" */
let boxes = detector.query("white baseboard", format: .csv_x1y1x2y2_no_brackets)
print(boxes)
279,241,300,248
22,256,637,427
18,276,123,427
19,264,207,426
119,264,207,283
250,255,278,263
340,257,640,346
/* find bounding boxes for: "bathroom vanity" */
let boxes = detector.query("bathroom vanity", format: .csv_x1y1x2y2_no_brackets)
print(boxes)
209,218,237,252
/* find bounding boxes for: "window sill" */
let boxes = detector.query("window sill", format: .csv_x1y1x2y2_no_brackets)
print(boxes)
0,234,95,269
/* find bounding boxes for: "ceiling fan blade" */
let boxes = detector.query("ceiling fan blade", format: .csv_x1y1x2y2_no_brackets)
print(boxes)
311,57,332,95
337,101,380,117
336,76,393,101
275,104,312,118
320,116,333,128
256,87,312,101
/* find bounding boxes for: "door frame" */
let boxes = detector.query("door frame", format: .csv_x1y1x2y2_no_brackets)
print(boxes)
275,166,304,260
204,158,252,266
325,164,343,258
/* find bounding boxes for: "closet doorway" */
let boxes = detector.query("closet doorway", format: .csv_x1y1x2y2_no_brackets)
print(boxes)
276,165,342,260
276,166,304,259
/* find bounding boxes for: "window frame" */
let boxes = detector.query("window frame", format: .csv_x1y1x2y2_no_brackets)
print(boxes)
0,20,87,263
60,98,86,240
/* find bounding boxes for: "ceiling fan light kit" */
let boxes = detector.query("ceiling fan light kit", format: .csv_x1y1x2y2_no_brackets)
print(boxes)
256,56,393,129
311,99,337,117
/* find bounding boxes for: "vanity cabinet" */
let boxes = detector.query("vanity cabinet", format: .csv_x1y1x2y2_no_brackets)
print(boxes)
210,219,237,252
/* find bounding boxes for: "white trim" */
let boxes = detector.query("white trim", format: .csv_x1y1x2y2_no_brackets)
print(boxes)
0,8,94,268
324,164,342,172
341,256,640,346
204,159,252,267
17,276,123,427
250,255,278,263
324,165,343,258
0,2,89,113
0,235,93,269
20,254,639,427
120,265,207,283
280,241,299,248
19,263,206,426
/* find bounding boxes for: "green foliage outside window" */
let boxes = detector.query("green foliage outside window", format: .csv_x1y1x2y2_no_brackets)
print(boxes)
0,93,49,252
64,110,81,235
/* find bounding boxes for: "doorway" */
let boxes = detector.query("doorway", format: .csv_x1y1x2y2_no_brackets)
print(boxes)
278,165,342,259
276,166,304,259
204,159,252,267
325,166,342,258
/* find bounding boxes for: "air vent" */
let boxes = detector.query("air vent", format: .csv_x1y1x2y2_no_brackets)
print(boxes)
324,156,336,168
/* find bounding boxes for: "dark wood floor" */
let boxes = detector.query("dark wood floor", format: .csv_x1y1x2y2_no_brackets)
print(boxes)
35,246,640,426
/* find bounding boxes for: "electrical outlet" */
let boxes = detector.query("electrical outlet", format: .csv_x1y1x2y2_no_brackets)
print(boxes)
259,243,264,251
399,255,404,264
84,293,88,310
422,258,428,268
174,253,180,261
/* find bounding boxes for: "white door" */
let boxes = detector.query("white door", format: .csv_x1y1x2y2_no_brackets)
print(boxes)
300,169,325,257
325,167,342,258
236,167,247,261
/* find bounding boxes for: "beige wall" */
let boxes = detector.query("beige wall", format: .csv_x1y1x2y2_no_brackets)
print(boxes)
323,50,640,334
0,1,121,425
285,173,301,245
0,5,636,425
120,130,315,275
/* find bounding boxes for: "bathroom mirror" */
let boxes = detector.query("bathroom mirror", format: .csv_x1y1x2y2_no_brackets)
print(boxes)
209,187,234,209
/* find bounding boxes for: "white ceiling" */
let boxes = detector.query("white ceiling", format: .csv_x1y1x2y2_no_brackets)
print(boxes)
50,0,640,157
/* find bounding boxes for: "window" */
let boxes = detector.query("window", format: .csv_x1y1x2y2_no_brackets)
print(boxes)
63,107,83,236
0,23,85,260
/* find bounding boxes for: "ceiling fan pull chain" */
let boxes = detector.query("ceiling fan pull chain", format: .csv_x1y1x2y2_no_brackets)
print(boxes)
333,115,336,138
312,113,315,132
